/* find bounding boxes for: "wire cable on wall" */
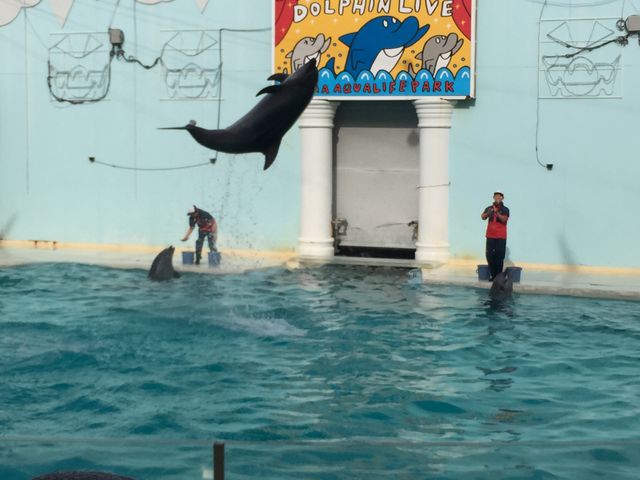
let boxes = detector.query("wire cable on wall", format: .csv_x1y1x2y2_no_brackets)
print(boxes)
88,157,213,171
534,0,635,170
87,26,271,172
535,0,554,171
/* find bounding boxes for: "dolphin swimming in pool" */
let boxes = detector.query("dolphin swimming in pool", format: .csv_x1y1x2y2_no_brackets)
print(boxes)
148,246,181,281
32,472,136,480
160,58,319,170
489,271,513,300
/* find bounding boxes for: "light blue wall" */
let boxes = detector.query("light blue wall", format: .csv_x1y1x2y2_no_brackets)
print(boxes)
449,0,640,268
2,0,639,267
1,0,300,251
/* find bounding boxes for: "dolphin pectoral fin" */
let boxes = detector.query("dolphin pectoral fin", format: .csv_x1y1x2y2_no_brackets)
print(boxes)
158,126,188,130
339,32,356,47
322,37,332,53
263,140,282,170
267,73,289,82
173,271,181,279
256,85,283,96
452,39,464,56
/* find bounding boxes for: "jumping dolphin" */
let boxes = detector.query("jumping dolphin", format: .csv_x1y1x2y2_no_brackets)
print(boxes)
416,33,464,75
339,16,429,77
33,472,135,480
287,33,331,73
148,246,181,281
489,271,514,300
160,58,319,170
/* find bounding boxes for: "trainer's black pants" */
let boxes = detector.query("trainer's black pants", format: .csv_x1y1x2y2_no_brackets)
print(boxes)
486,238,506,280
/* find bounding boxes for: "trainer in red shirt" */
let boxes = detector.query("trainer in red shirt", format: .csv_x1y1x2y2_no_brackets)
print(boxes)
481,191,510,281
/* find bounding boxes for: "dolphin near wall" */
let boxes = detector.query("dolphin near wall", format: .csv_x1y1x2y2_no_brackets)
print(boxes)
148,246,181,281
160,58,319,170
489,271,514,301
32,472,136,480
339,16,429,77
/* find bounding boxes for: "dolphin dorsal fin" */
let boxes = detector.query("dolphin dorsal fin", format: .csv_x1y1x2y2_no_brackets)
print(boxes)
267,73,289,82
256,85,282,96
263,139,282,170
339,32,357,47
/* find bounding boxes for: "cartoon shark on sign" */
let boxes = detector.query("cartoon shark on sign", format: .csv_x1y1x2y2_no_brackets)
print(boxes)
338,16,429,77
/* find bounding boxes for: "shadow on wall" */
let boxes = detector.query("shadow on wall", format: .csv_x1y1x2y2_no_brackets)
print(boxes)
558,234,580,272
0,214,17,242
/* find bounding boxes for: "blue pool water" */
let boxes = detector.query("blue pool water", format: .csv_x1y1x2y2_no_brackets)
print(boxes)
0,263,639,479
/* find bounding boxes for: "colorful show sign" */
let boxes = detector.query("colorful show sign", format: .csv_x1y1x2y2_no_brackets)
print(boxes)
274,0,475,99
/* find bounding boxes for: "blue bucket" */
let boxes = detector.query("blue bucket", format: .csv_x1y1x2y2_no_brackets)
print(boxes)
208,251,221,267
477,265,490,281
506,266,522,283
182,251,194,265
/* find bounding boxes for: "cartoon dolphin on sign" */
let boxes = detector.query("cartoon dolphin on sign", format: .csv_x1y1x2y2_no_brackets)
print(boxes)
339,16,429,77
416,33,464,75
287,33,331,73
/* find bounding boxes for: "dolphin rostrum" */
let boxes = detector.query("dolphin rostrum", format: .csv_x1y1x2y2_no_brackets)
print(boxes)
160,58,319,170
148,246,181,281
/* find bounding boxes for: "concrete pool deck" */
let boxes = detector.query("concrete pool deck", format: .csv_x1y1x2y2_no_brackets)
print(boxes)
2,243,640,301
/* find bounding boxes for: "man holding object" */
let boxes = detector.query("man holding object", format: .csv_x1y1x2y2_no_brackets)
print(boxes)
481,191,510,281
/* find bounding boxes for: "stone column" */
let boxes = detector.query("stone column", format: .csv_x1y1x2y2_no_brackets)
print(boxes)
413,98,456,264
298,99,339,259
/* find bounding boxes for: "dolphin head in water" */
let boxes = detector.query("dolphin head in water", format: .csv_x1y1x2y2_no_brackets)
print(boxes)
489,271,514,300
148,246,181,281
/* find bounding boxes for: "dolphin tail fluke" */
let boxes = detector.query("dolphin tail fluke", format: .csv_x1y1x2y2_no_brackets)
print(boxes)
263,140,282,170
158,126,188,130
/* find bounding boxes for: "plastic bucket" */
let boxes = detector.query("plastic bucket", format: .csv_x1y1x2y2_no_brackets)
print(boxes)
208,251,221,267
182,251,194,265
477,264,490,281
506,266,522,283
